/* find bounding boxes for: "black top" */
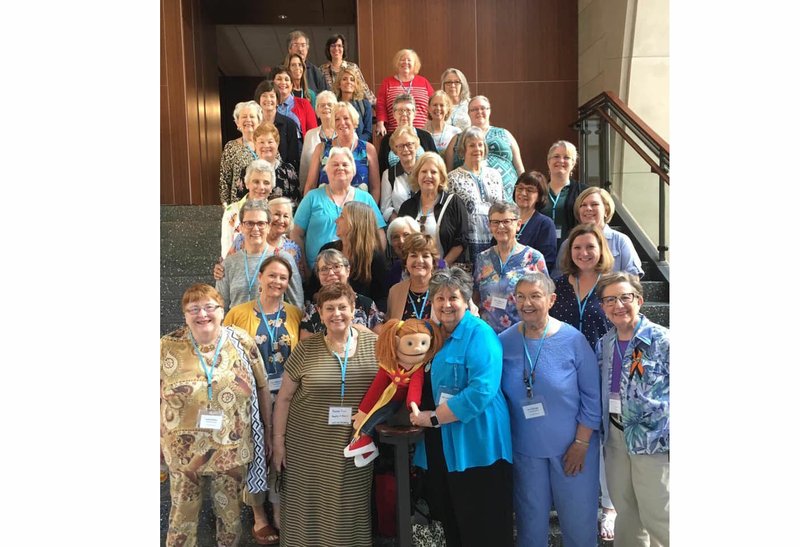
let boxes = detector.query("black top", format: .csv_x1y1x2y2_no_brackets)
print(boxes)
315,240,389,312
398,191,469,262
274,113,302,170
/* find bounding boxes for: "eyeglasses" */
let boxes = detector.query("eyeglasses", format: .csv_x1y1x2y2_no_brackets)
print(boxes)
242,220,268,230
469,106,490,113
515,186,538,195
514,294,546,303
185,304,222,315
290,41,308,49
394,107,414,114
396,142,416,150
600,293,638,307
319,263,346,274
443,80,461,86
489,218,518,227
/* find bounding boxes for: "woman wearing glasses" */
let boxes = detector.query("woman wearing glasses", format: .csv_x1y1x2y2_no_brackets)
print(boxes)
380,127,420,223
223,256,302,545
272,282,379,547
446,127,504,263
445,95,524,201
596,272,670,547
440,68,471,130
377,94,438,175
498,272,601,547
398,152,469,266
473,202,548,333
161,284,269,547
216,200,304,310
510,171,558,273
300,249,385,340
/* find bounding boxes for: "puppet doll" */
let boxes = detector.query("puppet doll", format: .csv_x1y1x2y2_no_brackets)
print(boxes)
343,318,442,467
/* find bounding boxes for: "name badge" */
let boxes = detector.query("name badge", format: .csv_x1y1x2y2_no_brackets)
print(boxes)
268,373,282,393
438,387,459,406
609,393,621,415
520,395,547,419
555,228,562,239
475,202,490,216
490,295,507,310
328,406,353,425
197,409,223,430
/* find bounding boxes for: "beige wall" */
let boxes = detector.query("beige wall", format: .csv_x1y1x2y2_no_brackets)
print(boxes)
578,0,669,260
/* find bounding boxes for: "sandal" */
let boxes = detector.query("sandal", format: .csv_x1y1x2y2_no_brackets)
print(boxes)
252,523,280,545
599,509,616,542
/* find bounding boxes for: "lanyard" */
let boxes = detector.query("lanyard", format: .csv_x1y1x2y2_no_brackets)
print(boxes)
467,168,488,202
497,244,518,275
257,299,283,374
575,275,600,334
330,328,353,404
396,75,413,95
522,319,550,398
614,316,644,368
243,247,269,293
190,331,226,403
516,218,530,240
547,189,562,221
407,290,429,320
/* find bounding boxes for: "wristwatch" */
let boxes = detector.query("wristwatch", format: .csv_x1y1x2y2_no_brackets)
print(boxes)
429,411,441,428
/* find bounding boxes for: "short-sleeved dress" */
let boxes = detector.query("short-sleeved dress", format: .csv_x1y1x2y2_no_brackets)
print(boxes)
280,331,378,547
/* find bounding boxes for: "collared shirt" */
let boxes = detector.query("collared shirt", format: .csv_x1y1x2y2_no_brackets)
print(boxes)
596,314,670,454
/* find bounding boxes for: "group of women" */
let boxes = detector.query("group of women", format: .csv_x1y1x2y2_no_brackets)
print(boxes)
167,39,669,547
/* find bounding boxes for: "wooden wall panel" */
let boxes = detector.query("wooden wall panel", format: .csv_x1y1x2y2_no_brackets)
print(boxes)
357,0,579,180
161,0,222,204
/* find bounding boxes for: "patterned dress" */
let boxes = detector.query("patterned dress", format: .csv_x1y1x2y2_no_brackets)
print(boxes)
473,244,548,333
219,139,258,204
317,139,370,192
447,165,504,261
452,126,518,201
550,274,610,348
281,331,378,547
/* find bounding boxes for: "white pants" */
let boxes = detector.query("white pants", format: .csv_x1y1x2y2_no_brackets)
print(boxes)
604,425,669,546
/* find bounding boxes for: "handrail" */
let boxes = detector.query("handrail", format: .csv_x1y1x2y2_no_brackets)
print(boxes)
572,91,670,265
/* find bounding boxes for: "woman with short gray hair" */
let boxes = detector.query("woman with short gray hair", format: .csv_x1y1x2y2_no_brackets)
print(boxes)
219,100,262,204
221,159,275,258
409,267,514,546
473,201,548,333
499,271,602,547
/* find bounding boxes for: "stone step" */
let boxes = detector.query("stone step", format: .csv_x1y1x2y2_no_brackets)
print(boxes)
161,255,219,277
641,301,670,328
161,204,223,222
642,280,668,302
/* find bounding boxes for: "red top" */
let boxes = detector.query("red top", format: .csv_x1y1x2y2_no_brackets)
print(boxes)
291,96,318,137
375,75,435,132
358,365,425,413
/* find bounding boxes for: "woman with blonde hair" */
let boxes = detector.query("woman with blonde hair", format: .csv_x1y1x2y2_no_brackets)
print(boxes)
540,140,586,245
334,65,373,142
375,48,435,136
426,90,462,155
319,201,389,311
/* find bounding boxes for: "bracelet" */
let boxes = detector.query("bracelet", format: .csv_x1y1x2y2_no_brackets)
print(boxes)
573,438,590,446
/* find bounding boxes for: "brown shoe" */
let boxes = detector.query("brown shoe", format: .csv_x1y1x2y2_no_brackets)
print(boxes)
252,524,280,545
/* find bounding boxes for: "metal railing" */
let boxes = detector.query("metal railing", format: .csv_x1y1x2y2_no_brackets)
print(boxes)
573,91,669,266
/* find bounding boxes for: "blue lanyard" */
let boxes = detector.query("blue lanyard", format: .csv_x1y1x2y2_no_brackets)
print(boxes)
244,141,258,161
516,218,530,240
190,331,226,403
521,319,550,397
407,290,429,320
330,328,353,404
614,315,643,364
396,76,413,95
497,244,518,275
243,247,269,293
467,168,488,202
575,275,600,334
257,299,283,374
548,189,562,221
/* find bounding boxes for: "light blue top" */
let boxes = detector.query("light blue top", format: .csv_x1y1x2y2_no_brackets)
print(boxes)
412,312,513,472
596,314,669,455
499,321,601,458
551,223,644,278
293,187,386,269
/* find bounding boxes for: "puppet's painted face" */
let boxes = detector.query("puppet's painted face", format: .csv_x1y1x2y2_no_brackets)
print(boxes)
396,332,431,368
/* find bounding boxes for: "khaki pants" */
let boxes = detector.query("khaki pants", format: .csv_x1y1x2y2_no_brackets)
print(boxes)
605,426,669,546
166,465,245,547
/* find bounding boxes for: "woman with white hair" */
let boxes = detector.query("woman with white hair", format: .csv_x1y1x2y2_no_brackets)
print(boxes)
293,146,386,272
220,159,274,258
299,90,338,193
375,49,435,136
219,100,262,205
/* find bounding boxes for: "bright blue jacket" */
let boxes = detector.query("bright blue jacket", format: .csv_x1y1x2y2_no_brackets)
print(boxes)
413,312,513,472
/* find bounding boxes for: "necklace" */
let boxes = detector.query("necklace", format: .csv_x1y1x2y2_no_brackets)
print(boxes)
409,289,427,303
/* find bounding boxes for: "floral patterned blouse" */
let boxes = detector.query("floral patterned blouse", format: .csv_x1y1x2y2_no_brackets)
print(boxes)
473,244,548,333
